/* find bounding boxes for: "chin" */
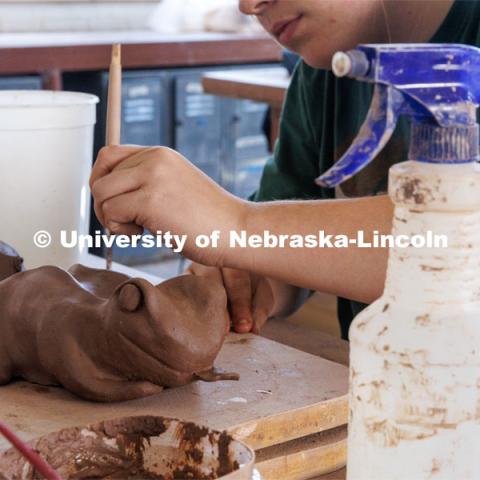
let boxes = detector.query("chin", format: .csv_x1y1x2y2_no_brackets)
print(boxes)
289,39,336,70
301,51,334,70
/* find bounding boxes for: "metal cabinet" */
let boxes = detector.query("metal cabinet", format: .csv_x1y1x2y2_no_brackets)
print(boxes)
173,64,279,196
173,70,223,183
0,76,42,90
172,65,278,200
220,98,270,199
118,72,171,147
64,70,172,265
65,69,171,157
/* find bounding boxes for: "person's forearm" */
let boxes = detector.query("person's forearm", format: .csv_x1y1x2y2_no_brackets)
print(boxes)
90,146,392,305
227,195,393,304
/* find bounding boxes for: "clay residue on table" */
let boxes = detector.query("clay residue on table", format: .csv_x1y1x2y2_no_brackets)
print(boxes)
216,431,239,478
195,367,240,382
67,418,168,479
0,417,166,479
0,241,238,402
176,422,240,480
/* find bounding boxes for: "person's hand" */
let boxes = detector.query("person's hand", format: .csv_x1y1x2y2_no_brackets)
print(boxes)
90,145,247,267
187,263,274,334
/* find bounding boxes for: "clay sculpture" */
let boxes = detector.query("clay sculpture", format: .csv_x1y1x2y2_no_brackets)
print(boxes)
68,263,132,299
0,241,24,281
0,245,234,402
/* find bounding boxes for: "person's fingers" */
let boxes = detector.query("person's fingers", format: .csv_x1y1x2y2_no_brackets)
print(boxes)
101,190,145,233
222,268,253,333
185,263,196,274
112,146,159,172
188,263,230,333
91,168,143,209
251,278,274,334
94,192,107,227
188,262,221,279
109,222,144,237
92,170,141,228
90,145,144,189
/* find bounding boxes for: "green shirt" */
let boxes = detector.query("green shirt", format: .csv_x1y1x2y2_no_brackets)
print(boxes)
250,0,480,338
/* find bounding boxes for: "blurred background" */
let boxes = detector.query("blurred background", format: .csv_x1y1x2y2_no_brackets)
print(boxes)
0,0,262,34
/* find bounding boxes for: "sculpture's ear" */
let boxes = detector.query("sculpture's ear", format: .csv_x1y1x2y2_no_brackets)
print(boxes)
118,282,144,312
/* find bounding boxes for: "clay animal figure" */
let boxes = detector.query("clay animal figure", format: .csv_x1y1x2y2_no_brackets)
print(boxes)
68,263,132,299
0,246,233,402
0,241,24,281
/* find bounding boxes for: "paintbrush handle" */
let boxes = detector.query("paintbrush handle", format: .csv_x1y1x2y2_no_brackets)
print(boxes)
0,421,63,480
106,44,122,146
105,44,122,270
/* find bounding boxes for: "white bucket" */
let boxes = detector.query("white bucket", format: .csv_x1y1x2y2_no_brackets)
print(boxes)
0,90,99,269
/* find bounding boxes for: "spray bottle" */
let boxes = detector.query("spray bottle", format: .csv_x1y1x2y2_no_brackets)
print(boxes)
316,44,480,479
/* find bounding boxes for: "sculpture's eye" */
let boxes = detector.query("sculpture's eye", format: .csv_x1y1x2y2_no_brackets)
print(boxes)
14,257,24,273
118,283,143,312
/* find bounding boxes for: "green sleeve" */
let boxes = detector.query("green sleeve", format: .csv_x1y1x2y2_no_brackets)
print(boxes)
250,62,332,202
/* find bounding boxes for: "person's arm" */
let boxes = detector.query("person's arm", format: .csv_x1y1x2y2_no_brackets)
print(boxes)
233,195,393,304
91,145,392,305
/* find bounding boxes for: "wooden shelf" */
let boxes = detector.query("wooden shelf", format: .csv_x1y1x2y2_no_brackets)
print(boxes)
0,32,282,90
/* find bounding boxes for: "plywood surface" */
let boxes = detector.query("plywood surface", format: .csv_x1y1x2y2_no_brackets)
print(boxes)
0,334,348,453
261,319,349,368
203,68,289,108
316,468,346,480
256,426,347,480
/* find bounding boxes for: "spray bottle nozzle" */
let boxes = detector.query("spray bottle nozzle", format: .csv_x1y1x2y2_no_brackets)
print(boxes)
332,50,370,78
316,44,480,188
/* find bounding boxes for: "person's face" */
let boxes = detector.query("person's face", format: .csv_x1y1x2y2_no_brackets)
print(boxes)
239,0,386,69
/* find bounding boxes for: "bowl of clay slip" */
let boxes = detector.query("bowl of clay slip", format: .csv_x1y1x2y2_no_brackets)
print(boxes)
0,416,259,479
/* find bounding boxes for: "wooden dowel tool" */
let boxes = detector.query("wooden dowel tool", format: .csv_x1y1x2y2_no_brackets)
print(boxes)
105,43,122,270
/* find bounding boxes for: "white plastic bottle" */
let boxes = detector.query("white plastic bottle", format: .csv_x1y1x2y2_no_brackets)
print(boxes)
317,44,480,479
348,160,480,479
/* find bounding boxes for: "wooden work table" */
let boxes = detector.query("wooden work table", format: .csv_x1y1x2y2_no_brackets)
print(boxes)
261,320,348,480
0,31,282,89
202,68,289,109
0,255,349,479
0,329,349,480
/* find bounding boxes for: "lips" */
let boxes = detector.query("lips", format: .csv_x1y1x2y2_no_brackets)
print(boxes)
271,15,302,43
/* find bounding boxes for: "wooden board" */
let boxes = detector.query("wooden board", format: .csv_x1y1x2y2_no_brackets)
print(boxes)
316,468,346,480
256,426,347,480
261,318,349,368
203,68,290,109
0,334,348,453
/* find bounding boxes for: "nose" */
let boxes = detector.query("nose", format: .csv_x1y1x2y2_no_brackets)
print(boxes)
239,0,273,15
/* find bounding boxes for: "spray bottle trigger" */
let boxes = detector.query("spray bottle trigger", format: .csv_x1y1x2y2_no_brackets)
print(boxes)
315,84,403,188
